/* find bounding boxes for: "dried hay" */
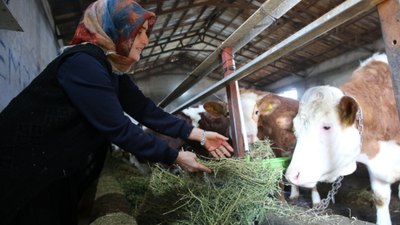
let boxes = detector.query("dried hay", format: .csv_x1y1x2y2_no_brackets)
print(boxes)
135,140,299,225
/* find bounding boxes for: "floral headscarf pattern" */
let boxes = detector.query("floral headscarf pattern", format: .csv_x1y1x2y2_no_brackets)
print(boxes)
70,0,156,74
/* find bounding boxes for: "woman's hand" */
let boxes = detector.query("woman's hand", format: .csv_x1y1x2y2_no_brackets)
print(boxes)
188,127,234,158
203,131,234,158
175,151,212,173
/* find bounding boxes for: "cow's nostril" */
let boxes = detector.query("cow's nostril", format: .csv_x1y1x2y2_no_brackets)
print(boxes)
285,170,300,185
247,135,254,144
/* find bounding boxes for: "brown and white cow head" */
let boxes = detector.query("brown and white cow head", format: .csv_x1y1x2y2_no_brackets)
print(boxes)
285,85,362,188
181,101,231,157
240,89,298,155
200,101,230,138
182,90,299,156
257,93,298,156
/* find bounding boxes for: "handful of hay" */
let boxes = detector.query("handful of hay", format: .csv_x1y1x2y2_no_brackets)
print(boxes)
136,140,288,225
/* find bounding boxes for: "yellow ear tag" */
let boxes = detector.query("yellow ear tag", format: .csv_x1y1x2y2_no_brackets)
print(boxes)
261,103,273,112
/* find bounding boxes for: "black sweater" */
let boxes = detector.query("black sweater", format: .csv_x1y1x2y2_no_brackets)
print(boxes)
0,43,193,177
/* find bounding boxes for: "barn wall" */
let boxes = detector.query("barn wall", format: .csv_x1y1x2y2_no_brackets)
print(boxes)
133,62,225,112
0,0,59,110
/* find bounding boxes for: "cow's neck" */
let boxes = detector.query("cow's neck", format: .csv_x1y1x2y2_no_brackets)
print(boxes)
340,92,370,165
342,85,379,158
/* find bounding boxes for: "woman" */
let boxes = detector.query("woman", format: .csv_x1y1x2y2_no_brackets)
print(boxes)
0,0,233,224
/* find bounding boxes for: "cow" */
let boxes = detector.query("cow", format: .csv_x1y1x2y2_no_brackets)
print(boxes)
285,53,400,225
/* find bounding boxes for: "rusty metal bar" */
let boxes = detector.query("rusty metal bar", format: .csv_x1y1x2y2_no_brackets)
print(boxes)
222,48,245,157
377,0,400,121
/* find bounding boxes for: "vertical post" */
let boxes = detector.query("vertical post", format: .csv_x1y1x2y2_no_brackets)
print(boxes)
221,48,245,157
378,0,400,121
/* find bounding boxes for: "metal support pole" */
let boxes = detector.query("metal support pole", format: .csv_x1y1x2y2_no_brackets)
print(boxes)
378,0,400,121
221,48,245,157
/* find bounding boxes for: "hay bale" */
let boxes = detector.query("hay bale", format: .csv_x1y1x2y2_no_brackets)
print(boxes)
89,153,137,225
262,213,376,225
90,212,137,225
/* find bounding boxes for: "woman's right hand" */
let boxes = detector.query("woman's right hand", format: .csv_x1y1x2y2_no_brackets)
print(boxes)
175,151,212,174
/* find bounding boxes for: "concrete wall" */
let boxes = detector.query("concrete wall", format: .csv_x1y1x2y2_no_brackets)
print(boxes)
132,62,225,112
0,0,59,110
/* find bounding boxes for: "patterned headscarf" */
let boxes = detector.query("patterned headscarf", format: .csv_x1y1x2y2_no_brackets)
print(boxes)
70,0,156,74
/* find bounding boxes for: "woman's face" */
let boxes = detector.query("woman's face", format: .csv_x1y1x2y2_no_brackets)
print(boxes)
128,20,149,62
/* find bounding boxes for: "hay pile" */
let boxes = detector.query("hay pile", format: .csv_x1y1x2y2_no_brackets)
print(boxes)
107,141,364,225
135,140,291,225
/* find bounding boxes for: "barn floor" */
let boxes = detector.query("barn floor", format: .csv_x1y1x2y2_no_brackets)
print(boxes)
289,162,400,225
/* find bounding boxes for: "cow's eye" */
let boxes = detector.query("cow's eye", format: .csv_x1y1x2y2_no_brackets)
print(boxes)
255,110,259,115
323,126,331,130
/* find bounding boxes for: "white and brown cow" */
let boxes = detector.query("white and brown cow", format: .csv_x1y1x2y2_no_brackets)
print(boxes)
183,89,299,156
285,53,400,225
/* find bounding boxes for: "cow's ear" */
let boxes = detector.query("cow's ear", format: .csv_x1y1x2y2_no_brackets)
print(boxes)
338,96,358,127
203,101,227,117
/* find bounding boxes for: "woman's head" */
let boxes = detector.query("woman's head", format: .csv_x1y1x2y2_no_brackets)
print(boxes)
71,0,156,73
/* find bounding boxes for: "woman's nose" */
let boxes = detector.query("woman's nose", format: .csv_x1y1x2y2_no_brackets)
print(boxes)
141,33,149,45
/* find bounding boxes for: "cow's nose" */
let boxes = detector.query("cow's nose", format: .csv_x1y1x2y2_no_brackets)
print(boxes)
285,169,300,185
247,134,259,144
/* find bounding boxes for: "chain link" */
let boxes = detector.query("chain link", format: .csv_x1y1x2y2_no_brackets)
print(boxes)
356,108,363,143
307,176,344,215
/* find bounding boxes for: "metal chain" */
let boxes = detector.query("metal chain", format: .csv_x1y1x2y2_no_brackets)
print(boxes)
307,176,344,215
356,108,363,143
342,92,364,141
